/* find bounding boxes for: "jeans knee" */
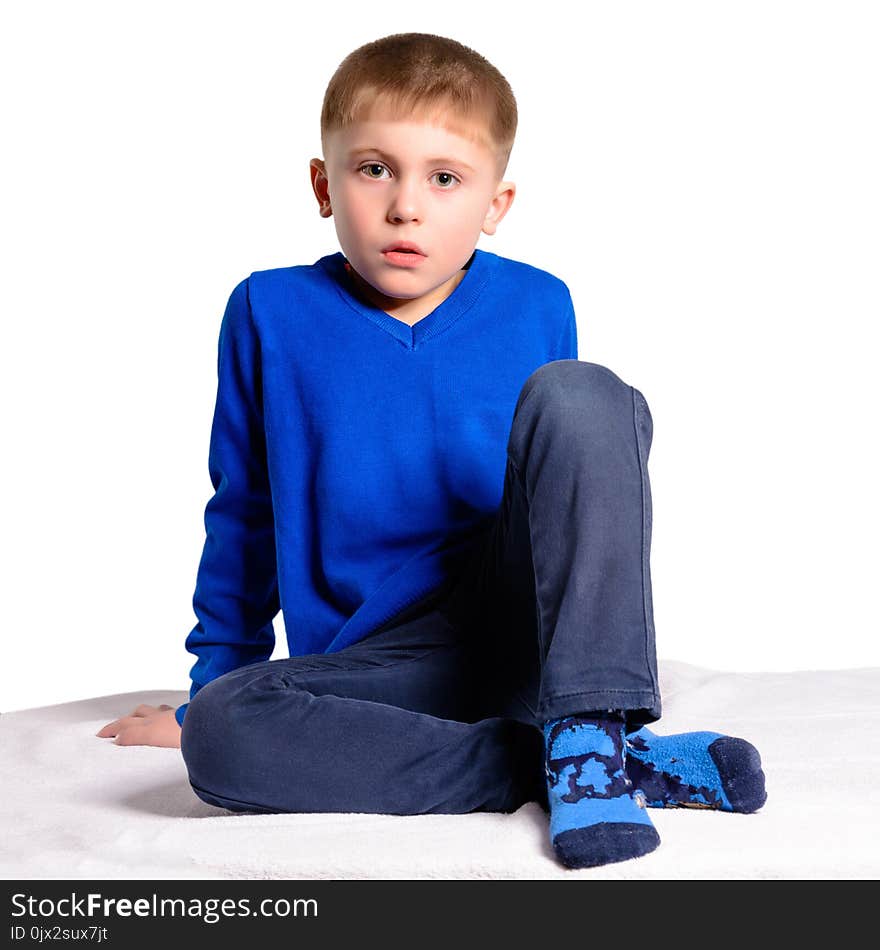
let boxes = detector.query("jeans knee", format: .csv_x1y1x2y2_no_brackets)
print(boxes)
180,666,284,786
513,360,638,441
508,360,651,474
515,360,629,417
179,678,230,783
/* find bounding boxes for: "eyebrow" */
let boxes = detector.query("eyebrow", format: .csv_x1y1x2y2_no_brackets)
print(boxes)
348,147,476,173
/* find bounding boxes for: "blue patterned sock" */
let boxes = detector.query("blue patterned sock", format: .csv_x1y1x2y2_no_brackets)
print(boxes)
543,711,661,869
625,726,767,813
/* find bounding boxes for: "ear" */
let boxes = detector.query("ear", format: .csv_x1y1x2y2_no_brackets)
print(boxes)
481,181,516,236
310,159,333,218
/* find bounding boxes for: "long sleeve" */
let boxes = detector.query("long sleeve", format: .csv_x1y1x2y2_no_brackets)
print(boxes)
555,286,579,361
175,278,280,728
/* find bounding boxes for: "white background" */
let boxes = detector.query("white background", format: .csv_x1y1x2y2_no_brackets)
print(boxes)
2,1,877,712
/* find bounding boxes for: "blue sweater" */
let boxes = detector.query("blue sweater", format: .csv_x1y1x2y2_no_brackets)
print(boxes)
175,247,578,726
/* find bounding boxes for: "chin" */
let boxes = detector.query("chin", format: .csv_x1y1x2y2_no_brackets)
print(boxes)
373,268,428,289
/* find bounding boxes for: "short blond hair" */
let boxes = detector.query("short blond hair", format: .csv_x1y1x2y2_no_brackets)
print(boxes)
320,32,518,181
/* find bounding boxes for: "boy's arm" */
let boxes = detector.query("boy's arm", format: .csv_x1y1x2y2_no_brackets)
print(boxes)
175,276,280,727
556,286,579,361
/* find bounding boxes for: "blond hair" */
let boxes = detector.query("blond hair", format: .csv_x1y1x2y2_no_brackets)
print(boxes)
320,32,517,180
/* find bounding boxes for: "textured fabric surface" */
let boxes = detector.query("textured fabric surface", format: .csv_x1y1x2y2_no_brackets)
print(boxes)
625,726,767,812
3,661,878,880
543,713,659,868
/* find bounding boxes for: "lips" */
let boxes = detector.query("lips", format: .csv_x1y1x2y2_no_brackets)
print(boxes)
382,241,426,256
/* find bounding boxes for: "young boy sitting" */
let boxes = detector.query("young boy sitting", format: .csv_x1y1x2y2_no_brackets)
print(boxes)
97,31,766,870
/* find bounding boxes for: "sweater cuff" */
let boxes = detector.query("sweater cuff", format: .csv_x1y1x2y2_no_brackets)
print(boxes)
174,703,188,728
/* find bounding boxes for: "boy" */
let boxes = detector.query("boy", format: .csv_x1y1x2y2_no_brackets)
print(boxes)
98,32,766,869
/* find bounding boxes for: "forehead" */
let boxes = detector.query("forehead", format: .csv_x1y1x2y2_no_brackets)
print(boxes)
328,106,493,162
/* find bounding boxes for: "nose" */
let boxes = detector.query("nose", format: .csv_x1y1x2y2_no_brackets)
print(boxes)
386,177,422,224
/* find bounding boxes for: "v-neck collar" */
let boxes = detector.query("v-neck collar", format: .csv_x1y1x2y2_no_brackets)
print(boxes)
318,248,492,349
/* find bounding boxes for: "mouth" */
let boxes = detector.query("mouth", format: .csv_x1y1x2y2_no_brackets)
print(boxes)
382,242,426,257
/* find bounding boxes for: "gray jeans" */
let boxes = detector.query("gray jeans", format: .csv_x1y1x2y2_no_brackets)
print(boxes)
181,360,661,816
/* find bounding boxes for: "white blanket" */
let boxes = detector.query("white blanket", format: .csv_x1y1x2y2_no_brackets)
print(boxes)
3,661,878,879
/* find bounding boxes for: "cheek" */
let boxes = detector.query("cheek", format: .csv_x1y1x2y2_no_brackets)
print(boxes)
334,179,371,210
438,197,486,232
333,193,374,232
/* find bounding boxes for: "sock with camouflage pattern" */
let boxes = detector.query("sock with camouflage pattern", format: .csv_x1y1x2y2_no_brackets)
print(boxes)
624,725,767,813
543,711,660,869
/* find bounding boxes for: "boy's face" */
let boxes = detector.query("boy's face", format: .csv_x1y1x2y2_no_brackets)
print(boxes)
310,108,515,317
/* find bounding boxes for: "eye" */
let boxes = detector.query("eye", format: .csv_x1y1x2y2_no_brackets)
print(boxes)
432,171,460,189
359,162,390,180
357,163,461,189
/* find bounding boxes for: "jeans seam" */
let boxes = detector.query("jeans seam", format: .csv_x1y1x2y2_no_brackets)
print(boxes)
543,687,659,702
631,386,660,702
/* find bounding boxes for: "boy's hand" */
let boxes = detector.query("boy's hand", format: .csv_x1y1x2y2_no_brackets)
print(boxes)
95,704,182,748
